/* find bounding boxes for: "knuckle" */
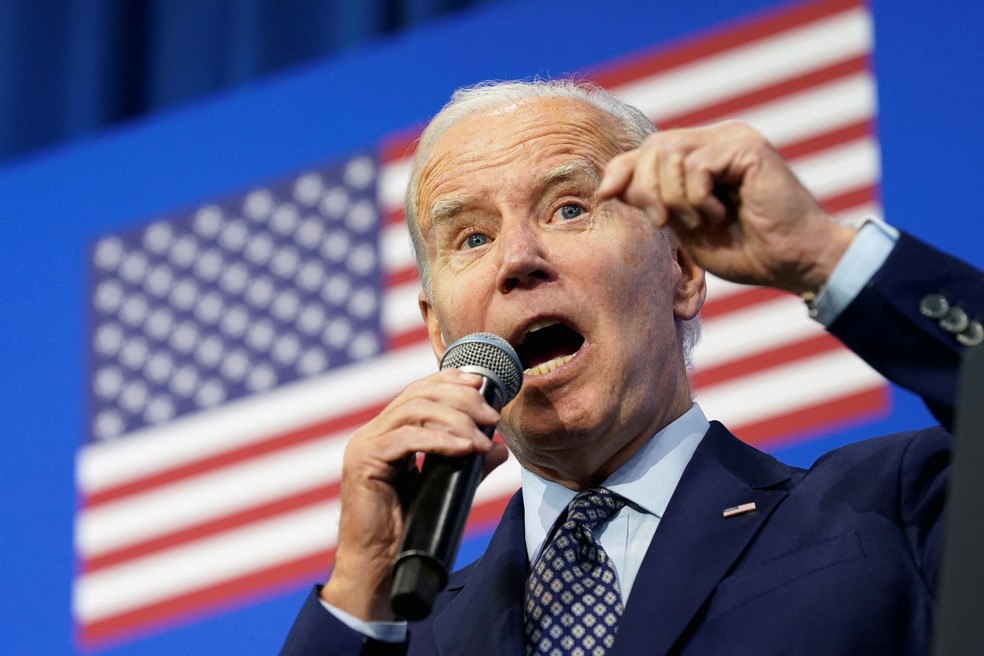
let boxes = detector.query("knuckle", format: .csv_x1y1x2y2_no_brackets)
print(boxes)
405,397,431,418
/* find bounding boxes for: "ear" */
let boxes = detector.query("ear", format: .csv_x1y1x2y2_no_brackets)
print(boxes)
671,240,706,321
418,291,447,363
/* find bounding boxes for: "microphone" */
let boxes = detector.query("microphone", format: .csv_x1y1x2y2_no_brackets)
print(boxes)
390,332,523,621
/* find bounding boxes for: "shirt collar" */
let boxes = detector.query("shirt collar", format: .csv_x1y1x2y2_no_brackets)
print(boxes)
520,403,709,561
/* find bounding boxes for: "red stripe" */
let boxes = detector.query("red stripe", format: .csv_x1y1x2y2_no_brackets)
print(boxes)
779,119,872,161
691,333,844,389
701,286,787,320
657,55,869,128
84,402,387,508
377,67,873,221
385,206,405,226
79,493,519,647
79,550,336,647
592,0,862,90
82,481,341,573
735,385,888,448
466,492,515,528
80,389,888,646
820,183,877,215
385,264,419,288
387,324,430,351
380,127,421,165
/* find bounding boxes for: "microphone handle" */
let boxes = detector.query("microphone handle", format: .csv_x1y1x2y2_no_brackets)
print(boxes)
390,376,501,621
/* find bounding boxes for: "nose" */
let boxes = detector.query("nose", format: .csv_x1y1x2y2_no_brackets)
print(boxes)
494,220,556,293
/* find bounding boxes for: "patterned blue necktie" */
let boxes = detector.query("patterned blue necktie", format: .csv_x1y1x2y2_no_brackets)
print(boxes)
524,487,627,656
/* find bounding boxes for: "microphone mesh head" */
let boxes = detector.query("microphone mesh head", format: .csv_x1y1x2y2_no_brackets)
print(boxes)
440,332,523,403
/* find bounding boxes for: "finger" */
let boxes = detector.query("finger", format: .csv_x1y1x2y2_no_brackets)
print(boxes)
355,425,490,471
381,397,499,446
622,140,664,216
391,374,501,426
659,150,702,230
683,154,729,225
597,149,641,200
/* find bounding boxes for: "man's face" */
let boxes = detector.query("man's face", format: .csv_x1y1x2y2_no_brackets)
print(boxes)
415,97,704,485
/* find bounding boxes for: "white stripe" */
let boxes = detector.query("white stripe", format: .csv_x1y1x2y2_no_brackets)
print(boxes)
383,282,427,338
735,73,876,146
791,137,880,201
381,221,416,274
694,294,824,371
79,342,437,493
474,451,521,505
696,348,884,428
703,273,755,302
78,431,349,557
75,500,340,622
376,75,876,221
618,7,871,122
379,157,411,215
376,16,874,217
78,353,881,621
79,455,520,622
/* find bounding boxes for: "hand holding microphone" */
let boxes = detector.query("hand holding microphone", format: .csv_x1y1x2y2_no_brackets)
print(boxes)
391,333,523,620
319,333,521,623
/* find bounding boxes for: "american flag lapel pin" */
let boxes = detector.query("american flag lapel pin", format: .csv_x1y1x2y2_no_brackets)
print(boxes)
722,502,757,518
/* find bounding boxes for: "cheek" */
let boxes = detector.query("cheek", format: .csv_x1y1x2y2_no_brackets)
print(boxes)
603,238,675,306
607,254,681,356
431,274,493,338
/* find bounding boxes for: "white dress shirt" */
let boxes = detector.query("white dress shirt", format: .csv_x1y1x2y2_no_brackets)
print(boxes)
521,403,708,603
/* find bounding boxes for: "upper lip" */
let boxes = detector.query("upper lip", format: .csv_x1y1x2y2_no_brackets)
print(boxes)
506,314,582,350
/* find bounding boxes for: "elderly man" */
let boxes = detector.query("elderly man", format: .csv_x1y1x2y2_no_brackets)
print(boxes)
282,80,983,655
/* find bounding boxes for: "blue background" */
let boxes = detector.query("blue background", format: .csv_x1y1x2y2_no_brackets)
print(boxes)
1,0,981,653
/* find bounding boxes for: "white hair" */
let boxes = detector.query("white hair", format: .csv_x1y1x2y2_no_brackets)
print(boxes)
405,78,701,365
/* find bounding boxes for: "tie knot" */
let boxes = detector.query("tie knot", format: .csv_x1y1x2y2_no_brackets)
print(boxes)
565,487,625,530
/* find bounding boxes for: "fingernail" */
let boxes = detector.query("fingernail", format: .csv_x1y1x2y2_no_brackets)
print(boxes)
645,206,666,225
679,210,700,230
596,177,613,199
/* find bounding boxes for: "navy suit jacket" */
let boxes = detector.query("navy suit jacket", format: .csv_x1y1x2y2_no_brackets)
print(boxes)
281,232,983,655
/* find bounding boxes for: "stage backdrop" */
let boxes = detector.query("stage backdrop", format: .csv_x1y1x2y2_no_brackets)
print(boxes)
1,0,981,653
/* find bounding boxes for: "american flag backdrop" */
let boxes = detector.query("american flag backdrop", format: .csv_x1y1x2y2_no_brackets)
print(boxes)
74,0,885,647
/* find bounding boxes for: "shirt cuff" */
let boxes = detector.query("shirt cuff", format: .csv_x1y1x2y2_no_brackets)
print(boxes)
319,598,408,643
808,216,899,325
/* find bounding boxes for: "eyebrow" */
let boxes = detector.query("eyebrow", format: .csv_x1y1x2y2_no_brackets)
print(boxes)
425,159,601,228
427,196,466,228
537,159,601,187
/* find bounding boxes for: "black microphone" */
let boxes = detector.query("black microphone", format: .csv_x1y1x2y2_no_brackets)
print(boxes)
390,332,523,621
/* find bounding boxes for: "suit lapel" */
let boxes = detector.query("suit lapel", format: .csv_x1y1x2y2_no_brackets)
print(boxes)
432,492,527,656
613,422,798,656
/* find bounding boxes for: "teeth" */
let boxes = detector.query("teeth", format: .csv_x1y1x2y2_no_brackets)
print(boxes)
517,319,559,344
524,353,575,376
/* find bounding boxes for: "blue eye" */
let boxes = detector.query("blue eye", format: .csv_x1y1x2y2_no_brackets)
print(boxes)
557,204,584,220
464,233,489,249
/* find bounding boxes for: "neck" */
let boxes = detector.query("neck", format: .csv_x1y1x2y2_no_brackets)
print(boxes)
515,384,694,491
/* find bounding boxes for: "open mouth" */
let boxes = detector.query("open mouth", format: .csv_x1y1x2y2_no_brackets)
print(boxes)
514,320,585,376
